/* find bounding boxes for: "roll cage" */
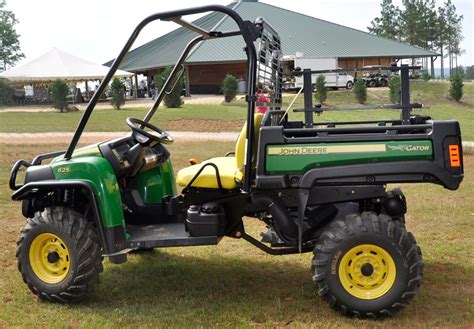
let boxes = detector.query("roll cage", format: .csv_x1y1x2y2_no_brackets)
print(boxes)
63,5,280,192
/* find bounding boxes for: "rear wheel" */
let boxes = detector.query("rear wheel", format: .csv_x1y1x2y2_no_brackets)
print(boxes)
16,207,103,303
312,212,423,318
368,80,377,88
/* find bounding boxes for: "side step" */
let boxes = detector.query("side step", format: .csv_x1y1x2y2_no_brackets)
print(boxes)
125,223,219,249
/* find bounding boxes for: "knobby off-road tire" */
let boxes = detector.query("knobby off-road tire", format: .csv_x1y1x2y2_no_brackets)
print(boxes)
312,212,423,318
16,207,103,303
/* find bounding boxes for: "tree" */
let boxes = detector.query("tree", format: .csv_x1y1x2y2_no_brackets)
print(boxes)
110,77,125,109
465,66,474,80
0,0,23,71
435,6,448,79
368,0,402,40
49,79,69,112
421,70,431,81
314,75,327,103
388,76,401,103
353,79,367,104
156,67,183,108
449,69,463,101
0,78,13,105
222,74,238,103
442,0,463,75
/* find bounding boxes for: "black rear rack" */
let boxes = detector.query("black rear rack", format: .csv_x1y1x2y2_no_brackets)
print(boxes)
288,65,420,128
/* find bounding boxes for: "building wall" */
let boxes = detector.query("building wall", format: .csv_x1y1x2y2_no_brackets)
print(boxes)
188,62,247,94
338,57,395,77
142,57,397,94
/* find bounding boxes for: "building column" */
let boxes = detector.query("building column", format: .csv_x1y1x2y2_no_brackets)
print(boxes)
184,65,191,97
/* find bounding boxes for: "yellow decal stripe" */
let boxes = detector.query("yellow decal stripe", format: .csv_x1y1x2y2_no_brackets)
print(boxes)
268,144,386,156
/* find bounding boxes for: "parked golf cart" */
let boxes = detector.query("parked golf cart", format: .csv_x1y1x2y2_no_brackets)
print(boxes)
10,5,463,318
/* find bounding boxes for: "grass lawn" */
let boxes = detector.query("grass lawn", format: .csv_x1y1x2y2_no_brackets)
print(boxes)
0,142,472,327
0,81,473,140
0,104,247,133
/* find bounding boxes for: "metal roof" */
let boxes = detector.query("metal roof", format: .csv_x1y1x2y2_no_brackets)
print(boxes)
111,1,437,71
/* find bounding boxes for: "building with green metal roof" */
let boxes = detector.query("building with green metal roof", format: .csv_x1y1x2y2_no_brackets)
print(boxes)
110,0,437,94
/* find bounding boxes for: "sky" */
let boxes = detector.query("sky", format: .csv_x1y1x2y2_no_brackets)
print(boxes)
5,0,473,68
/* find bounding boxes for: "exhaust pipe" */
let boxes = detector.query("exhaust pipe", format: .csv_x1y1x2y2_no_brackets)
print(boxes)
251,192,298,243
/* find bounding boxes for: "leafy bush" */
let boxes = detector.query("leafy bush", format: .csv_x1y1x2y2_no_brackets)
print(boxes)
156,67,183,108
110,77,125,109
222,74,238,103
353,78,367,104
422,70,431,81
449,70,463,102
0,79,14,106
49,79,69,112
388,76,401,103
314,75,327,103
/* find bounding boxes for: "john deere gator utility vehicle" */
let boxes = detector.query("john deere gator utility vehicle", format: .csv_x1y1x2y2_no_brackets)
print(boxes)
10,5,463,318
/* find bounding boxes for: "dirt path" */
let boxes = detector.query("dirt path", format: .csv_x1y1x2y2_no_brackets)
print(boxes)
0,131,239,144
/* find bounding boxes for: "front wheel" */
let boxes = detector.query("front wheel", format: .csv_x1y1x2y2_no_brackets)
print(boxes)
312,212,423,318
16,207,103,303
346,81,353,89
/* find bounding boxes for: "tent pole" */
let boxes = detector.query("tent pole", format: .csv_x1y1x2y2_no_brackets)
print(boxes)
85,81,89,101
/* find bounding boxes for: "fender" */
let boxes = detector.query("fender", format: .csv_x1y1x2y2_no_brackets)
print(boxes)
12,180,125,255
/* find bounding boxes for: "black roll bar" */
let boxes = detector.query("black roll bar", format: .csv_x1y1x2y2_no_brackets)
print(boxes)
63,5,258,192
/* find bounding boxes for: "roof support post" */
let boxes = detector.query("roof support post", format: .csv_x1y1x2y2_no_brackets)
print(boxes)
184,65,191,97
134,73,138,99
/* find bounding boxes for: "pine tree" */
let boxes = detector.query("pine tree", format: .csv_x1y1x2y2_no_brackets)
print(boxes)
368,0,402,40
314,75,327,104
443,0,463,75
156,67,183,108
435,7,448,79
449,69,463,101
110,77,125,110
353,79,367,104
0,0,23,71
223,74,238,103
388,76,401,103
49,80,69,112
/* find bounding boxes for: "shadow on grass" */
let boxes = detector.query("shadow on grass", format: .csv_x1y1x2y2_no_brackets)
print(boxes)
74,250,325,324
48,250,472,326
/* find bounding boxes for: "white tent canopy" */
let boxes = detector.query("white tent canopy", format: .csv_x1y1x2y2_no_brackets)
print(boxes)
0,48,133,84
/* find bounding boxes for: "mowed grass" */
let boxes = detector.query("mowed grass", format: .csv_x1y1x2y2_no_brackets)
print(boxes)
0,104,247,133
0,81,473,139
0,142,473,327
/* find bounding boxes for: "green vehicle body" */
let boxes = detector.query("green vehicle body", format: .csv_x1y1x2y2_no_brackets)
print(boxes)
47,139,432,229
50,143,177,229
265,140,433,174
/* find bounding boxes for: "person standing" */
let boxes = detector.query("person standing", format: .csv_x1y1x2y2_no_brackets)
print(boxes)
150,79,156,100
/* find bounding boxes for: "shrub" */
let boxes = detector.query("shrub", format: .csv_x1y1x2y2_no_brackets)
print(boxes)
449,70,464,102
422,70,431,81
353,78,367,104
156,67,183,108
110,77,126,109
314,75,327,103
388,76,401,103
49,79,69,112
222,74,238,103
0,79,14,106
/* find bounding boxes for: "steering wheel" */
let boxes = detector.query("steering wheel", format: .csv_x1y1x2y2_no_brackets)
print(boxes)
126,117,174,145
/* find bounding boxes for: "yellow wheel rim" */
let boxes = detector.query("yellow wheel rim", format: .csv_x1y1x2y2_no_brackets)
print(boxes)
338,244,396,300
29,233,71,284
